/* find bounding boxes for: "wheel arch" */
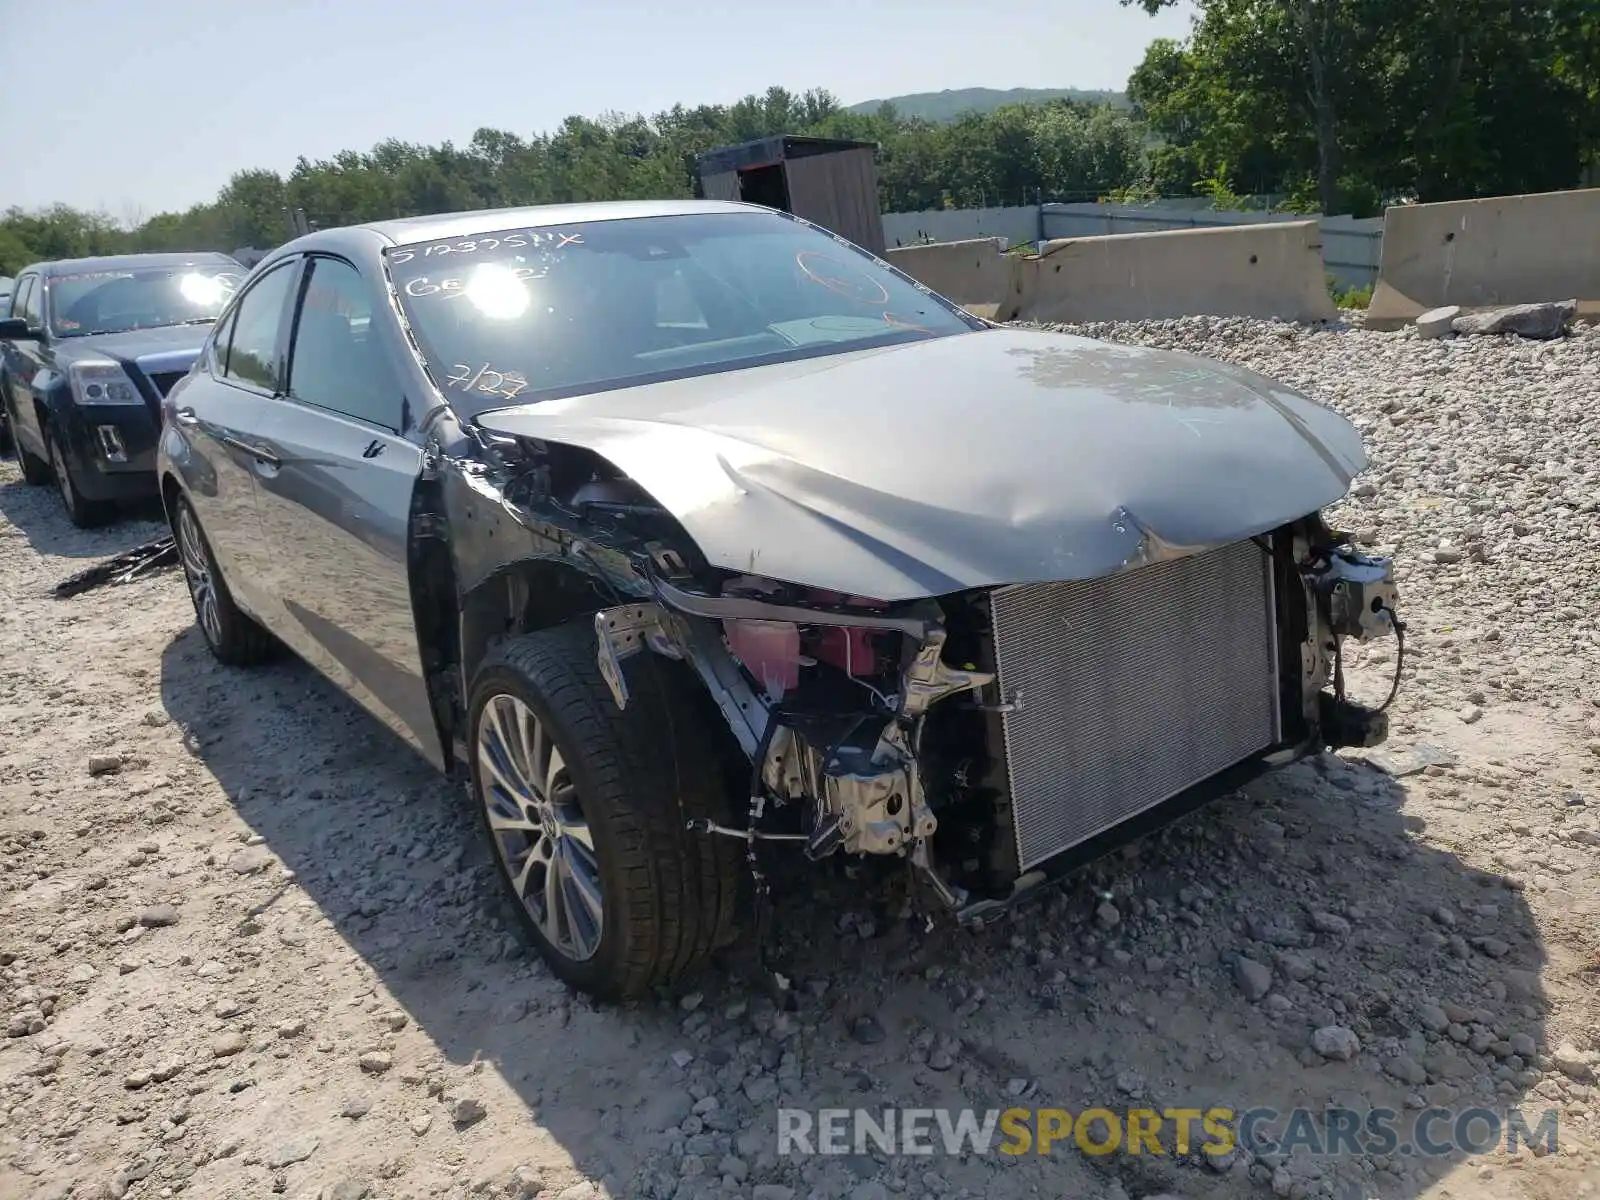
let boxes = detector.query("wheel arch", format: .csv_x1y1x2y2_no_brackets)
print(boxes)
408,447,625,769
419,428,739,780
159,471,184,529
31,378,67,431
458,558,617,702
436,554,750,783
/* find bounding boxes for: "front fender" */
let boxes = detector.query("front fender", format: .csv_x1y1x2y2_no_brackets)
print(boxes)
32,367,69,416
156,413,218,513
13,371,71,455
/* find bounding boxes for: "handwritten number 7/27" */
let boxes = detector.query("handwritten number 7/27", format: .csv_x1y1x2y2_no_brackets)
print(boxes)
444,363,529,401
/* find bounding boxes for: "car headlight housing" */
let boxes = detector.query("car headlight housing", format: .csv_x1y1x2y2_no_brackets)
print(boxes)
67,360,143,406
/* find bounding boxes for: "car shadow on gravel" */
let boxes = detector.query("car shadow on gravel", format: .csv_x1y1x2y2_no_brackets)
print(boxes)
0,475,167,560
158,626,1552,1200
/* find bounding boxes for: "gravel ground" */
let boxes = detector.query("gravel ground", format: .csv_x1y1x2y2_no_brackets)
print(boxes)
2,318,1599,1200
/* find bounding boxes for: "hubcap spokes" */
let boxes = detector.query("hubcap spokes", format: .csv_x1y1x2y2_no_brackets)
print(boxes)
476,694,602,961
177,508,221,646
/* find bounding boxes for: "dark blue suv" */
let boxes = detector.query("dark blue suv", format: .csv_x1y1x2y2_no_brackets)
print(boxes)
0,252,244,526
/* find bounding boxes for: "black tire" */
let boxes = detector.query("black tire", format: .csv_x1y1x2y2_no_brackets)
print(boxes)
468,623,742,1000
46,423,109,528
171,492,279,666
9,409,50,486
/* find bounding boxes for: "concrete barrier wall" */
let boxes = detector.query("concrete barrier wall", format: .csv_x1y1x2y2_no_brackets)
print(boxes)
1368,188,1600,330
1042,202,1305,238
1043,204,1383,292
886,239,1014,316
996,220,1337,323
881,206,1040,249
879,201,1384,289
884,221,1336,324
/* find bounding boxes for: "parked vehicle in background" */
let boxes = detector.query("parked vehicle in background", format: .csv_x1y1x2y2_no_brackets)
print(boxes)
0,278,12,453
0,253,243,525
157,200,1404,1000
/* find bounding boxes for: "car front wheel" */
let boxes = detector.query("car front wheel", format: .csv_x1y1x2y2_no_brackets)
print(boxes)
468,624,741,1000
47,425,108,528
172,493,278,666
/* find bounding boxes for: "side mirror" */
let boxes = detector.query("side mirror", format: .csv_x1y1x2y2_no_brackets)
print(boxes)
0,317,41,341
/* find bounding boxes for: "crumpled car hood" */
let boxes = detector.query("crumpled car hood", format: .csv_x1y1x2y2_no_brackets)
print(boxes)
476,328,1368,600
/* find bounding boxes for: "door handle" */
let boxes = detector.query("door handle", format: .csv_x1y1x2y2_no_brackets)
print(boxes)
175,407,199,427
218,432,282,468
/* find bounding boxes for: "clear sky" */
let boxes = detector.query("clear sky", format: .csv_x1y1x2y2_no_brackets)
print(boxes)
0,0,1195,219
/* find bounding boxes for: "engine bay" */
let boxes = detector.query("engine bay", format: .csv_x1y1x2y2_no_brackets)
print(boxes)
453,433,1404,926
588,511,1403,921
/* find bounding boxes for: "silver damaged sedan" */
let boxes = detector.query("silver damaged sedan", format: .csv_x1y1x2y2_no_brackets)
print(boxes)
156,199,1404,999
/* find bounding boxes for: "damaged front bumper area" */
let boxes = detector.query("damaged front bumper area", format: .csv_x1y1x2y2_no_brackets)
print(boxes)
1300,534,1405,752
594,516,1404,922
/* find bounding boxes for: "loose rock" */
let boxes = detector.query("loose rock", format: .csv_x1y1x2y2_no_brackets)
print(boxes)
1384,1055,1428,1086
1234,957,1272,1001
850,1015,886,1045
358,1051,393,1074
137,904,178,928
1551,1044,1594,1081
1452,300,1577,340
264,1137,319,1169
1311,1026,1361,1062
1415,305,1460,338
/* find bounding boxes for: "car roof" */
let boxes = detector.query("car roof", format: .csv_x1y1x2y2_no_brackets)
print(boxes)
26,252,241,278
362,198,766,245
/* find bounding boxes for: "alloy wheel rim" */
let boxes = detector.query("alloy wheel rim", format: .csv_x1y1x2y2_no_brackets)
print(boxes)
176,506,222,647
476,693,603,962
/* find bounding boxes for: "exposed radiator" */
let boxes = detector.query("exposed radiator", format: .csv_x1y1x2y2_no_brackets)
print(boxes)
989,539,1281,871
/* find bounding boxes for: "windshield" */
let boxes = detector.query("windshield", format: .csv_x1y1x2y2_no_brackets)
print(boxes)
47,265,243,337
385,211,981,413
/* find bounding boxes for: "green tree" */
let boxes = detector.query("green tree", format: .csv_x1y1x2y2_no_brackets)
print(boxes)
214,169,290,247
0,84,1153,264
1553,0,1600,170
1125,0,1596,207
1123,0,1378,211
